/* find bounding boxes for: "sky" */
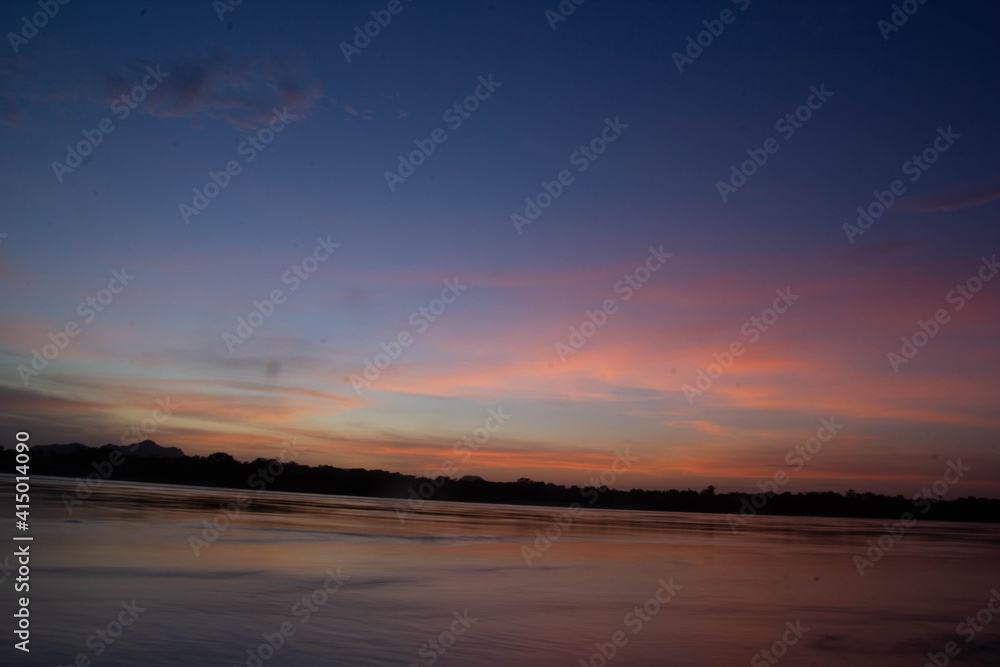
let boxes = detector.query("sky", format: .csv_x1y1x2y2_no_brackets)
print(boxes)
1,0,999,497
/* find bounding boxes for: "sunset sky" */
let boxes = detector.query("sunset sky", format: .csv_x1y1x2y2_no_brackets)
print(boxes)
2,0,998,497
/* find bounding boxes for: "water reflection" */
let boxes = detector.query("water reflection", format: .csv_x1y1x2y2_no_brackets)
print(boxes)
4,476,999,666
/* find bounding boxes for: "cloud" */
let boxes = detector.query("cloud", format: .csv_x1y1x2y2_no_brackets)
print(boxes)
0,47,328,131
131,47,326,131
0,384,106,413
4,242,998,493
331,251,1000,436
902,180,1000,213
341,104,373,121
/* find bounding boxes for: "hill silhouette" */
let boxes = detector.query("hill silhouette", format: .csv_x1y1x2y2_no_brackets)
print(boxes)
5,441,998,524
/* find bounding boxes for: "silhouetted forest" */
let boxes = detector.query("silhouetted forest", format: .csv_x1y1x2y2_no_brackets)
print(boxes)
6,441,998,523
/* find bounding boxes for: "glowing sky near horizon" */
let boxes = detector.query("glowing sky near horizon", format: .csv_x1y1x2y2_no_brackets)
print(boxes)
1,0,999,497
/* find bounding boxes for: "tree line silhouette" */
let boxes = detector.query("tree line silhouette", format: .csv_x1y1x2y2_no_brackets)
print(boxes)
6,441,998,523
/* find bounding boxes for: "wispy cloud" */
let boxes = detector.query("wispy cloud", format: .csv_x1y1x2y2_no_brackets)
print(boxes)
0,47,328,131
902,180,1000,213
141,47,326,131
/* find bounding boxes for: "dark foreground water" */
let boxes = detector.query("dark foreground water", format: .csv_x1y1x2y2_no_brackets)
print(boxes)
1,476,998,666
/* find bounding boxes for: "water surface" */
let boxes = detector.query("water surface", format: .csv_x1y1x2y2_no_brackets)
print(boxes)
3,476,998,666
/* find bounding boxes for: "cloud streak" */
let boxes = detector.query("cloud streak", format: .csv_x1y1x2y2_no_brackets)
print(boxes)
140,47,326,131
902,180,1000,213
